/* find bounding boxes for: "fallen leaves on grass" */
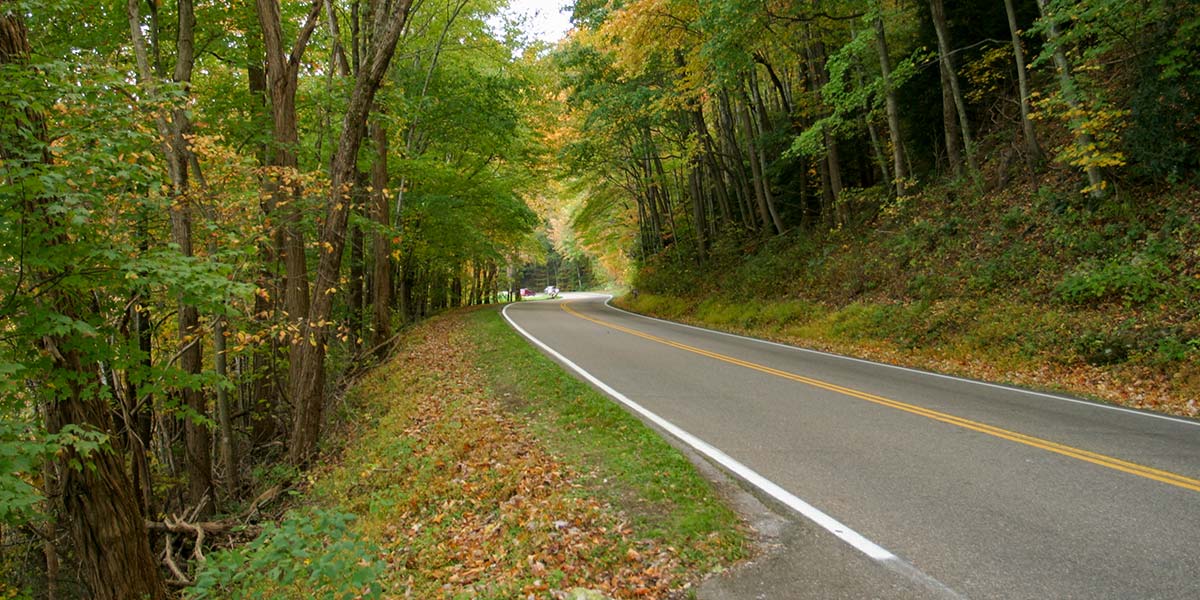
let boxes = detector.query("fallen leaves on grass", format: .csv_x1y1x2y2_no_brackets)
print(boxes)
315,313,692,598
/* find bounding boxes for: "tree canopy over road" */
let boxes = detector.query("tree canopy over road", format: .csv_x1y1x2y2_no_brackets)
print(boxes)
2,0,1199,597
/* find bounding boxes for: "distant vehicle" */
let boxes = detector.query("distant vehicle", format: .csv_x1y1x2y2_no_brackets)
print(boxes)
520,288,534,297
544,286,560,299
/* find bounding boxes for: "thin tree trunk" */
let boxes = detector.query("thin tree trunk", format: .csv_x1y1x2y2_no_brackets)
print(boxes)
1036,0,1104,198
369,116,392,356
1004,0,1043,168
719,90,756,229
739,97,775,233
930,0,980,180
940,59,964,178
748,72,787,232
349,204,365,349
804,31,842,226
874,15,908,195
256,1,324,464
289,0,415,464
128,0,213,516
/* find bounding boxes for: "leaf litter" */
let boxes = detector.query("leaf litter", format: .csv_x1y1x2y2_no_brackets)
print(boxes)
308,311,730,599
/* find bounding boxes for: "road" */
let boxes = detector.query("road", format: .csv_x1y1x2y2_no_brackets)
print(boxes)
503,293,1200,599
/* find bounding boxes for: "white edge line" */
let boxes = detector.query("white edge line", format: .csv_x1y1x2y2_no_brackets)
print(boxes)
500,302,896,562
601,295,1200,428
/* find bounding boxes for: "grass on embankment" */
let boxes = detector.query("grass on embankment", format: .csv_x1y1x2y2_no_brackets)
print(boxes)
617,291,1198,418
623,181,1200,418
191,307,746,599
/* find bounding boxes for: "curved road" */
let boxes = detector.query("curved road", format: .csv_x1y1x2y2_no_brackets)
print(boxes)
504,293,1200,599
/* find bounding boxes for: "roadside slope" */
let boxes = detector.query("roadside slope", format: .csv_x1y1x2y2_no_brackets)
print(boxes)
193,307,747,599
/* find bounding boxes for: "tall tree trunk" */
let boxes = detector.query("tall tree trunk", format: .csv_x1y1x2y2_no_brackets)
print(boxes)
804,31,843,226
718,90,757,229
255,2,323,459
688,166,708,261
349,204,365,350
739,97,775,233
1035,0,1105,199
748,75,786,232
1,9,167,598
940,59,965,178
1004,0,1043,168
369,116,392,356
874,15,908,195
245,50,282,446
128,0,213,516
289,0,415,464
930,0,980,180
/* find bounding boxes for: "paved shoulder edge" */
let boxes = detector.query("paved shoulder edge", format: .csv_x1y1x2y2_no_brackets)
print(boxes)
500,302,964,599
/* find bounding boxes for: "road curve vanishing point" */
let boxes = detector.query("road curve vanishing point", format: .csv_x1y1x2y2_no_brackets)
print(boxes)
503,293,1200,599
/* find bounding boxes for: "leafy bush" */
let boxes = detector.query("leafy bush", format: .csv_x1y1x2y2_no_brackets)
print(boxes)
189,509,384,600
1056,253,1170,305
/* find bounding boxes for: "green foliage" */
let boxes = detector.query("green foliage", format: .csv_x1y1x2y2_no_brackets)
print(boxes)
788,22,928,160
1125,11,1200,182
1055,253,1171,306
0,423,107,525
189,509,384,600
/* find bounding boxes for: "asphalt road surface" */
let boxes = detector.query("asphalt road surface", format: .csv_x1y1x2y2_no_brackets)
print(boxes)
503,293,1200,599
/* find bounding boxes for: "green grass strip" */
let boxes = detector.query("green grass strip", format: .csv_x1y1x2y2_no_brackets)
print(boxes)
466,308,748,569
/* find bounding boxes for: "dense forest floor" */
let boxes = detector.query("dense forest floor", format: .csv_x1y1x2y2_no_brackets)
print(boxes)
189,308,748,598
624,179,1200,418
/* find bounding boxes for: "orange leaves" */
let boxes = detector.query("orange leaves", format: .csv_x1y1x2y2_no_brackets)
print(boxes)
335,314,688,598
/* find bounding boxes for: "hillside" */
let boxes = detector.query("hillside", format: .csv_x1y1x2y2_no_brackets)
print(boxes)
623,177,1200,416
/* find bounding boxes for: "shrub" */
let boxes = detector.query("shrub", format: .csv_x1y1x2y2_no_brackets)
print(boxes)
189,509,384,600
1056,253,1170,305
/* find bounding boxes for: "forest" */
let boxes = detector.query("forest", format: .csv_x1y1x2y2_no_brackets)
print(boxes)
2,0,1199,598
2,0,556,596
557,0,1200,418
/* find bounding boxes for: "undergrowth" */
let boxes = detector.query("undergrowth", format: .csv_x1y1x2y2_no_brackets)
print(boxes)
626,181,1200,416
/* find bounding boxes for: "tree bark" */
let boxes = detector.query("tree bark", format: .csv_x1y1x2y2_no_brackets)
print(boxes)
128,0,213,516
804,31,843,226
255,2,324,451
718,90,757,229
739,97,775,233
874,15,908,195
369,116,392,357
748,74,786,232
940,59,964,178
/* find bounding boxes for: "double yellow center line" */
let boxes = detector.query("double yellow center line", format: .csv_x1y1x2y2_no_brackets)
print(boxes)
561,301,1200,494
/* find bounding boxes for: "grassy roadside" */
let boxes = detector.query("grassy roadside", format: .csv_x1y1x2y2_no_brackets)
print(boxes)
623,182,1200,419
191,307,746,599
616,292,1198,417
465,308,746,570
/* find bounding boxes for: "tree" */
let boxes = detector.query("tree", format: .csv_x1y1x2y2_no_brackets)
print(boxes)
288,0,415,464
1034,0,1107,198
873,9,908,195
1,5,166,598
1004,0,1043,168
929,0,979,181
